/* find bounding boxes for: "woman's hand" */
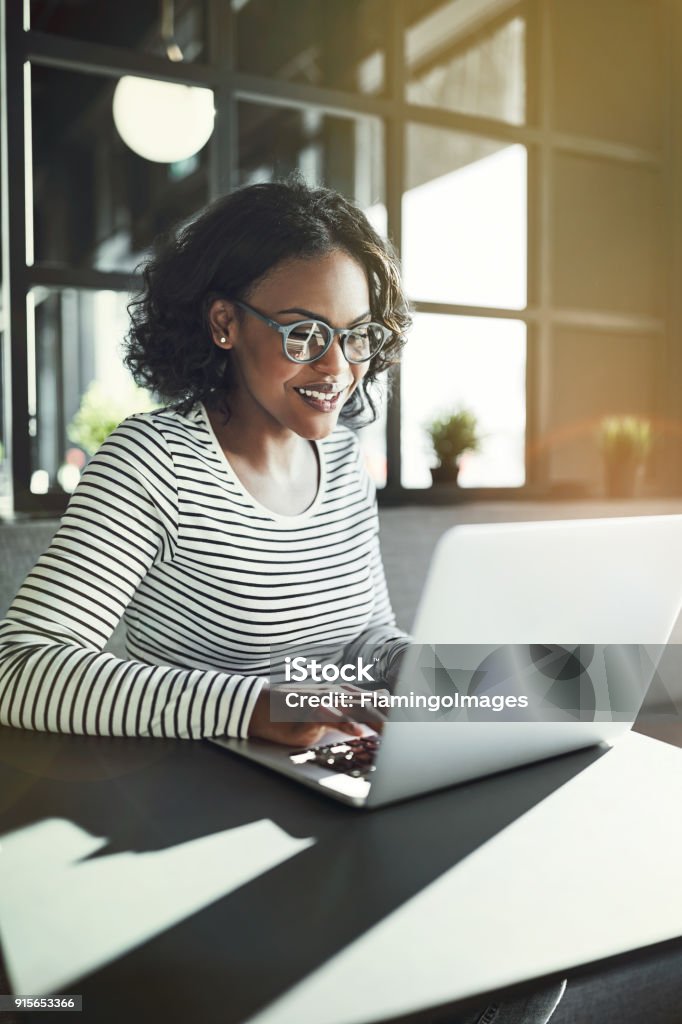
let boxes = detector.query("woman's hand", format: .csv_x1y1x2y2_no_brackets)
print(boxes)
247,682,388,747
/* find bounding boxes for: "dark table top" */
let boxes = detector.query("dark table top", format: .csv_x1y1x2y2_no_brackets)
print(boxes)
1,725,680,1024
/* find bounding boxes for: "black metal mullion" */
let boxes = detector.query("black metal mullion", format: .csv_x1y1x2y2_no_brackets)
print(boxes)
25,29,222,86
28,266,140,292
383,0,405,497
533,0,552,492
207,0,237,197
523,0,541,491
414,300,538,322
2,0,31,514
401,101,540,145
232,72,392,120
660,0,682,494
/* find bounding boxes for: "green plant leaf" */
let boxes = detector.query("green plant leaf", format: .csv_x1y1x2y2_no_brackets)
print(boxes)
67,381,159,456
425,406,481,465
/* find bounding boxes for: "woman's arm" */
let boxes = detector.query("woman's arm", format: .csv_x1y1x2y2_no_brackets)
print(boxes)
0,417,264,739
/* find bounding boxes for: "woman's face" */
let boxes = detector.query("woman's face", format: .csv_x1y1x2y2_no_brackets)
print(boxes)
209,250,372,441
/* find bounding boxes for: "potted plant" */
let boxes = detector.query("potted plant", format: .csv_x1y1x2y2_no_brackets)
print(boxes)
67,380,157,457
596,415,652,498
426,408,481,486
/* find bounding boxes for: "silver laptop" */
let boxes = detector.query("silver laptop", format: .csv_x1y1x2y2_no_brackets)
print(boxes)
210,515,682,809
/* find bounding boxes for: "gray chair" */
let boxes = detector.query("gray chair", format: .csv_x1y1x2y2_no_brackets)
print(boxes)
0,518,127,657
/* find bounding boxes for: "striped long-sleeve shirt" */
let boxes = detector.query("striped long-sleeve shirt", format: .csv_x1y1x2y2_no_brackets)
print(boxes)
0,402,408,740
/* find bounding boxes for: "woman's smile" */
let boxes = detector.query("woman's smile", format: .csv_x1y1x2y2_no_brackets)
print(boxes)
292,379,352,413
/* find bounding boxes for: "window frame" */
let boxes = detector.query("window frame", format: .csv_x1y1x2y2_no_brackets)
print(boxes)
0,0,676,515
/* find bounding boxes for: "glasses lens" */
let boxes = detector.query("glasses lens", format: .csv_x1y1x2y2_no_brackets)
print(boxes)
344,324,387,362
285,322,329,362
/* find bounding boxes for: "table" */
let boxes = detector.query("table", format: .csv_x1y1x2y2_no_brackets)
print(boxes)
1,725,681,1024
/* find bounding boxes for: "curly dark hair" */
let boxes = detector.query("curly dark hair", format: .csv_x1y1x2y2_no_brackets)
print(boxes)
124,174,412,424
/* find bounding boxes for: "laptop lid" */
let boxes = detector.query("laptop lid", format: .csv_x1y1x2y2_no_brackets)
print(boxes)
364,515,682,807
410,514,682,645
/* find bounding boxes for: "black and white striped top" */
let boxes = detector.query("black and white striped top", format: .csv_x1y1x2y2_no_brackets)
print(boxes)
0,403,406,740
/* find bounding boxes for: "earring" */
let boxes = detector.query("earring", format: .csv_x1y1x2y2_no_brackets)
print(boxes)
219,336,227,345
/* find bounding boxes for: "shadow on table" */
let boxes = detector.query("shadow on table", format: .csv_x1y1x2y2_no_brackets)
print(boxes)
0,727,606,1024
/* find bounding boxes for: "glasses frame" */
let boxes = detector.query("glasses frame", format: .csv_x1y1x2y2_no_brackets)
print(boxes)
232,299,391,364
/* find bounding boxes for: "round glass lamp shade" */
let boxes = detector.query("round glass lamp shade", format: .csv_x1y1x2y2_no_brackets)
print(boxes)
112,76,215,163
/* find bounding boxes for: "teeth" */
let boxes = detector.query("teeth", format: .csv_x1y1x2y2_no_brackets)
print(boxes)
298,388,339,400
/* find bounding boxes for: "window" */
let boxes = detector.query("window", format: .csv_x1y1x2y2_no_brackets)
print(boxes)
403,128,527,309
405,3,527,125
401,314,526,488
27,288,147,498
235,0,390,95
1,0,677,512
30,65,210,274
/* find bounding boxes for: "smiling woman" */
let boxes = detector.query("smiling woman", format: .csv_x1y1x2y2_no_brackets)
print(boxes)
202,252,376,517
0,176,412,747
0,174,570,1024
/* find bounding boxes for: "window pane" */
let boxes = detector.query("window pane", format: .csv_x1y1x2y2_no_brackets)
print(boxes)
235,0,388,95
401,314,526,488
551,0,665,151
237,102,386,230
29,1,207,61
405,2,526,125
28,288,154,496
403,126,526,308
552,153,664,317
31,66,210,272
547,327,658,491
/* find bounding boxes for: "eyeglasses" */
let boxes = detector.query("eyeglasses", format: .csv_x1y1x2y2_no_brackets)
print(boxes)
232,299,391,364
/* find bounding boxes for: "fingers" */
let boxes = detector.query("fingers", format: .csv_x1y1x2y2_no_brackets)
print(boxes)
332,722,365,738
315,704,364,737
336,684,388,731
316,688,387,732
350,703,387,731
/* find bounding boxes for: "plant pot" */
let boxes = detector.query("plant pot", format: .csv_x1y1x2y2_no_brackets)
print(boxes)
430,462,460,486
604,457,643,498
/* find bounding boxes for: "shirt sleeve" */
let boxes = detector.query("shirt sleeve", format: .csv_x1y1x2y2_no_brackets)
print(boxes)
0,415,264,739
341,436,411,688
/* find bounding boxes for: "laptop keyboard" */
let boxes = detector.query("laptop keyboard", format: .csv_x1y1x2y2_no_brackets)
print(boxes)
289,735,380,778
